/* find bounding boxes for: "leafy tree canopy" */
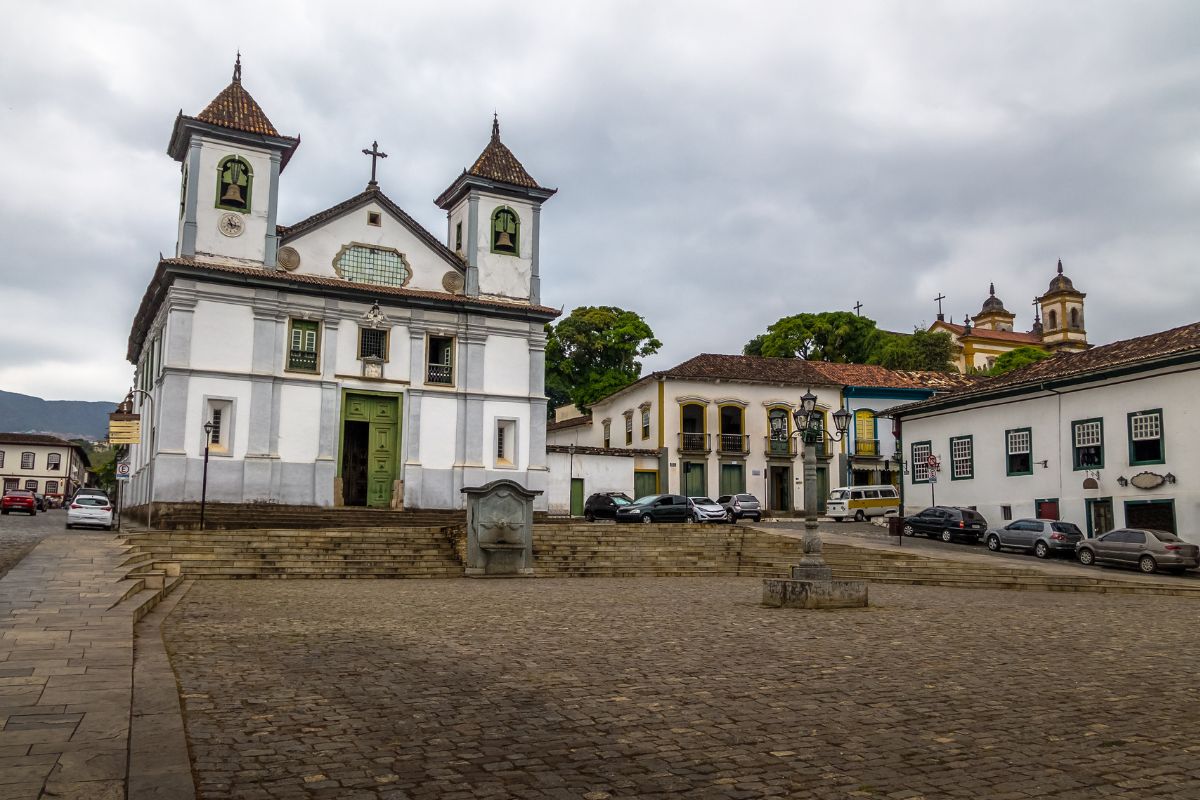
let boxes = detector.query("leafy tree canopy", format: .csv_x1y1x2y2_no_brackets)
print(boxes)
545,306,662,414
988,346,1050,376
743,312,956,372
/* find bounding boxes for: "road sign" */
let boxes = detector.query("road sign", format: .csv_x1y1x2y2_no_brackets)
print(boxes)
929,475,938,484
108,412,141,444
115,461,131,481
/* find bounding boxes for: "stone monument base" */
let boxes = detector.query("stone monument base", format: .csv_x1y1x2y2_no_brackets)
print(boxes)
762,578,869,609
790,564,832,581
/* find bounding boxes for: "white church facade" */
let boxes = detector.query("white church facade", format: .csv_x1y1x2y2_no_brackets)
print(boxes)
125,58,559,511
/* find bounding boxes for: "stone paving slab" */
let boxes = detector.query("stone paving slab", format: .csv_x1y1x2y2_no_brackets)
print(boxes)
165,578,1200,799
0,534,135,799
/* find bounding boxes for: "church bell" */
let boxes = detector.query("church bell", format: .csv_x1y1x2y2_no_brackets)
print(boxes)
495,230,513,249
221,183,245,205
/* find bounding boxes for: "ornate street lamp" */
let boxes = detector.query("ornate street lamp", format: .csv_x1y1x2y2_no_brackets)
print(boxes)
200,421,215,531
790,391,852,577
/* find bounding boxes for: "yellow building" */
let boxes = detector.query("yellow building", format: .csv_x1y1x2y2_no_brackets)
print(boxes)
929,260,1089,373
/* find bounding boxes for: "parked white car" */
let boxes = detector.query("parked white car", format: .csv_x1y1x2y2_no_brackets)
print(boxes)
66,495,114,530
688,497,728,523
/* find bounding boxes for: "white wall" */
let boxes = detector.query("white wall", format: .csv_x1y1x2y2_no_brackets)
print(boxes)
483,334,531,396
285,200,461,294
277,384,323,462
900,365,1200,541
546,451,640,515
475,197,534,300
482,400,531,471
191,300,253,373
418,396,458,469
191,137,274,264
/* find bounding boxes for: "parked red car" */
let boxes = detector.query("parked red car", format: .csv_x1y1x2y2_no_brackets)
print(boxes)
1,490,38,515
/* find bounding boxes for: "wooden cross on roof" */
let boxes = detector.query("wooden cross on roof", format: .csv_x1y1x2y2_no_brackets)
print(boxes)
934,293,947,320
362,140,388,188
853,301,864,316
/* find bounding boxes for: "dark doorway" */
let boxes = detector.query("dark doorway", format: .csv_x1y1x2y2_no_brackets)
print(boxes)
1086,497,1114,538
341,421,369,506
769,466,791,512
1125,500,1176,533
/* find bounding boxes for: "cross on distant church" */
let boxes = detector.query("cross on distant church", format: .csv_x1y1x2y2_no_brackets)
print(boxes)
934,293,947,321
853,301,864,316
362,140,388,188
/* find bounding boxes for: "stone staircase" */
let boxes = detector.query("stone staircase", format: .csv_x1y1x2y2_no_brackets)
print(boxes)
116,547,187,621
121,527,465,579
130,502,468,531
118,523,1200,596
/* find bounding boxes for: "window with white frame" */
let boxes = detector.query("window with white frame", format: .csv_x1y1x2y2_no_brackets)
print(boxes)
24,480,37,491
1006,428,1032,476
47,453,61,471
602,420,611,449
624,413,634,446
641,408,651,440
495,419,517,467
0,451,5,468
207,399,233,455
1072,419,1104,469
1128,410,1163,465
20,452,34,470
45,480,59,495
950,436,973,480
911,441,932,483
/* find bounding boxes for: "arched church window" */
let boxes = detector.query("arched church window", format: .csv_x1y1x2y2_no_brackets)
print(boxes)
1047,309,1058,331
1069,308,1080,329
491,207,520,255
216,156,253,212
334,244,411,288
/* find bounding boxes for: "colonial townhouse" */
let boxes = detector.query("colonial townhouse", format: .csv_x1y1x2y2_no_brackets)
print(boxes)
0,434,90,501
891,321,1200,540
547,354,969,515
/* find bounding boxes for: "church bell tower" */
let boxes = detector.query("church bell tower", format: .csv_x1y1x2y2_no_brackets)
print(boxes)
1038,260,1088,352
167,55,299,267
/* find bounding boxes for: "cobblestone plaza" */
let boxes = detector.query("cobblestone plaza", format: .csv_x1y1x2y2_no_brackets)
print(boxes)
163,578,1200,799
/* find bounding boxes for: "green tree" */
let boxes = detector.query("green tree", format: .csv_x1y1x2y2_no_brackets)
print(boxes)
988,346,1050,375
873,329,956,372
743,312,884,362
545,306,662,414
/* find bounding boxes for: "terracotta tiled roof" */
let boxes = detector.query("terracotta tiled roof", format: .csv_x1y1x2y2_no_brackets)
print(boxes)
0,433,76,447
891,371,985,390
547,415,592,433
281,187,464,271
934,322,1042,345
126,258,559,362
467,116,543,189
658,354,952,390
547,444,659,458
891,320,1200,415
196,75,280,137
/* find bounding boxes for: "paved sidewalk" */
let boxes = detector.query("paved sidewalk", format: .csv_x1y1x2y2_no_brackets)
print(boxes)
0,533,136,800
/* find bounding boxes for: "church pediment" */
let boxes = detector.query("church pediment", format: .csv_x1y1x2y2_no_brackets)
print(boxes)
279,188,464,295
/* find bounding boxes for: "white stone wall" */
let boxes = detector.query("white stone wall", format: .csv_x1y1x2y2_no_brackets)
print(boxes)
546,451,650,515
899,365,1200,541
285,201,460,294
474,197,535,300
190,300,253,373
191,137,275,264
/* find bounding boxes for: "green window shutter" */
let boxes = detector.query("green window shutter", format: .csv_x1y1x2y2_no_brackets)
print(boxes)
288,320,320,372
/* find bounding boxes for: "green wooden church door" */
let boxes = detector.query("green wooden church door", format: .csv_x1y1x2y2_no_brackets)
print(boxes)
341,393,400,508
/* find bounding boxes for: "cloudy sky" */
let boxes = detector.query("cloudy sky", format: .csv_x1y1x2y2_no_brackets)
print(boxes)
2,1,1198,402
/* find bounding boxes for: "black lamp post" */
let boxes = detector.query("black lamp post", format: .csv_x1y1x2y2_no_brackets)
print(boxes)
790,390,852,574
199,421,214,531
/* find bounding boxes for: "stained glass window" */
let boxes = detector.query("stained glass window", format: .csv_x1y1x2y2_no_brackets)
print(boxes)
335,245,410,287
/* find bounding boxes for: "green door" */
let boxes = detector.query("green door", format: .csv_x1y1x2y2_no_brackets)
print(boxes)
719,464,744,496
570,478,585,517
634,470,658,499
341,393,400,508
816,467,829,514
683,462,706,497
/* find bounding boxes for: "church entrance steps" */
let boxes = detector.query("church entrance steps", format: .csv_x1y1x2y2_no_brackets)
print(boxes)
128,502,467,531
116,523,1200,594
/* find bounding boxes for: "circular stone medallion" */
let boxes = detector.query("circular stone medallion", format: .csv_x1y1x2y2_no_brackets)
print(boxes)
277,246,301,271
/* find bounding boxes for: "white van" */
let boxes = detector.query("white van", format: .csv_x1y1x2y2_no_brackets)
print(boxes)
827,485,900,522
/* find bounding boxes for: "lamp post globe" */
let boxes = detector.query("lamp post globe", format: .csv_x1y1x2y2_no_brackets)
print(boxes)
832,406,852,436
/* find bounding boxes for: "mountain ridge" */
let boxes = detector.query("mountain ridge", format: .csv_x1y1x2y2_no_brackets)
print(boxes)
0,390,117,441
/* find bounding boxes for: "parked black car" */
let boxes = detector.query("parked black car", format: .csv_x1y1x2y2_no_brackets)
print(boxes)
985,518,1083,558
583,492,633,522
615,494,690,524
902,506,988,543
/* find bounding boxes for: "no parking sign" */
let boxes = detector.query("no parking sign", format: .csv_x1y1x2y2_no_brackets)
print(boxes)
115,462,131,481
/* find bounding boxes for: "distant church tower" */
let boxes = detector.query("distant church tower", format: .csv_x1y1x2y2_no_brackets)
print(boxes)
971,283,1015,331
1037,260,1088,353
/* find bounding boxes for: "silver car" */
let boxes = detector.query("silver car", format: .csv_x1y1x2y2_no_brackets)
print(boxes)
1077,528,1200,574
688,497,727,523
985,518,1084,559
716,493,762,523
